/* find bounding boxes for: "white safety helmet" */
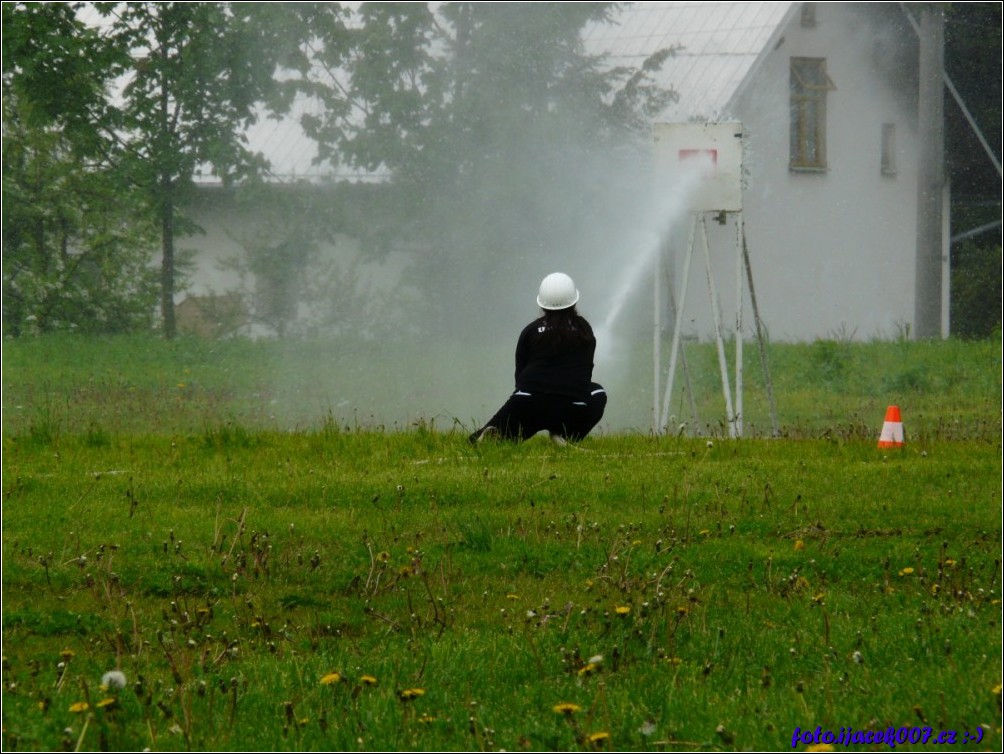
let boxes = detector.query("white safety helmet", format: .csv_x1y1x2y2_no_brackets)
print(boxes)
536,272,580,310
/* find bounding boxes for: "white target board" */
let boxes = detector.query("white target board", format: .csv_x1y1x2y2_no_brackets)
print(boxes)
653,122,743,212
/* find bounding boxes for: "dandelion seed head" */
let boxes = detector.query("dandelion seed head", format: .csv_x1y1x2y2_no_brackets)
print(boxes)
101,670,127,690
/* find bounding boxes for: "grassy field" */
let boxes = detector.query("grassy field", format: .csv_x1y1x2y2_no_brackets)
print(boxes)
1,335,1002,751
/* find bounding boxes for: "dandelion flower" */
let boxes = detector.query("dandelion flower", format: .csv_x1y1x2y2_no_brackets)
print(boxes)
552,702,582,715
614,606,631,616
899,567,915,576
993,684,1002,696
360,675,377,686
69,701,89,713
398,688,425,701
95,697,117,709
794,540,805,551
806,745,835,752
418,714,437,723
587,731,611,745
578,663,598,676
101,670,127,690
320,672,342,685
506,593,520,600
60,649,75,661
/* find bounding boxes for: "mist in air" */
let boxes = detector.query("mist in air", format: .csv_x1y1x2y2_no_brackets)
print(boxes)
239,3,695,435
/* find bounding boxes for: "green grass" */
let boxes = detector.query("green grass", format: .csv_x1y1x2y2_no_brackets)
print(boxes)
3,332,1001,438
1,334,1002,751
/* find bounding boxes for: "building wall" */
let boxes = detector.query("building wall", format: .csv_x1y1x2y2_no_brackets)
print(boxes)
667,3,922,342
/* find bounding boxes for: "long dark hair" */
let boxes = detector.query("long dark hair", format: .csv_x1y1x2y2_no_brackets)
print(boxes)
537,305,593,350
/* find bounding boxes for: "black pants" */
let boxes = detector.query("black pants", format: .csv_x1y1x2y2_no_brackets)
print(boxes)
475,384,607,442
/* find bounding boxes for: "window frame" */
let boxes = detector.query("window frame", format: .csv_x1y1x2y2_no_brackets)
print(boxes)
789,57,835,172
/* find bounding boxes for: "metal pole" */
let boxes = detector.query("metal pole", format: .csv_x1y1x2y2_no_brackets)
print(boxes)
660,214,697,432
914,4,946,338
742,229,780,437
700,215,736,438
734,212,744,438
653,242,661,434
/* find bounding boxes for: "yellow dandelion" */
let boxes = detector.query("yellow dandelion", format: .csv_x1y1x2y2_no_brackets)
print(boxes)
899,567,915,576
68,701,89,713
806,745,835,752
60,649,75,661
614,605,631,616
376,551,390,563
506,593,520,600
398,688,425,701
398,565,412,577
698,529,710,537
418,713,437,723
578,663,598,677
632,539,642,546
95,697,117,709
944,558,956,566
794,539,805,551
992,684,1002,696
930,584,940,595
360,674,378,686
177,382,186,389
587,731,611,744
811,592,826,604
297,718,310,727
553,702,582,715
667,657,683,666
320,672,342,685
676,606,689,616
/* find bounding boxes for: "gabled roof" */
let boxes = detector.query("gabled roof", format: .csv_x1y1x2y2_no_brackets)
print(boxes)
242,1,796,183
581,1,795,122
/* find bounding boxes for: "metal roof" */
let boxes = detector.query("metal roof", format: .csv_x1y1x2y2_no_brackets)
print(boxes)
240,1,797,183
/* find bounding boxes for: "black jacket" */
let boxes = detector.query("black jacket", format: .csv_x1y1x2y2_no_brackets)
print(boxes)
513,316,596,400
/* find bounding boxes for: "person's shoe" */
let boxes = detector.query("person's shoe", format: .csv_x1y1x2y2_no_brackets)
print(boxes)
469,426,498,445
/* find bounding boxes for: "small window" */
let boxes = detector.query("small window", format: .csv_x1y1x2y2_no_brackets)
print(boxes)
801,3,817,28
881,123,897,176
789,57,835,171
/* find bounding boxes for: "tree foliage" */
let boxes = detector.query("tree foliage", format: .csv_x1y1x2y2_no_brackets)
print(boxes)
2,93,159,336
3,2,303,337
289,2,675,335
944,2,1002,338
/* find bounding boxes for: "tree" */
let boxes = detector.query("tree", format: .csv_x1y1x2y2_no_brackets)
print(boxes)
2,91,159,336
1,3,158,335
945,2,1002,337
290,2,675,336
3,2,305,337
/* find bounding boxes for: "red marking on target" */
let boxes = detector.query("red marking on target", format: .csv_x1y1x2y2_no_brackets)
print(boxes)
678,148,718,179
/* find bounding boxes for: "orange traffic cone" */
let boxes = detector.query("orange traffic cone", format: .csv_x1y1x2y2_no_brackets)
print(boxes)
878,405,904,448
